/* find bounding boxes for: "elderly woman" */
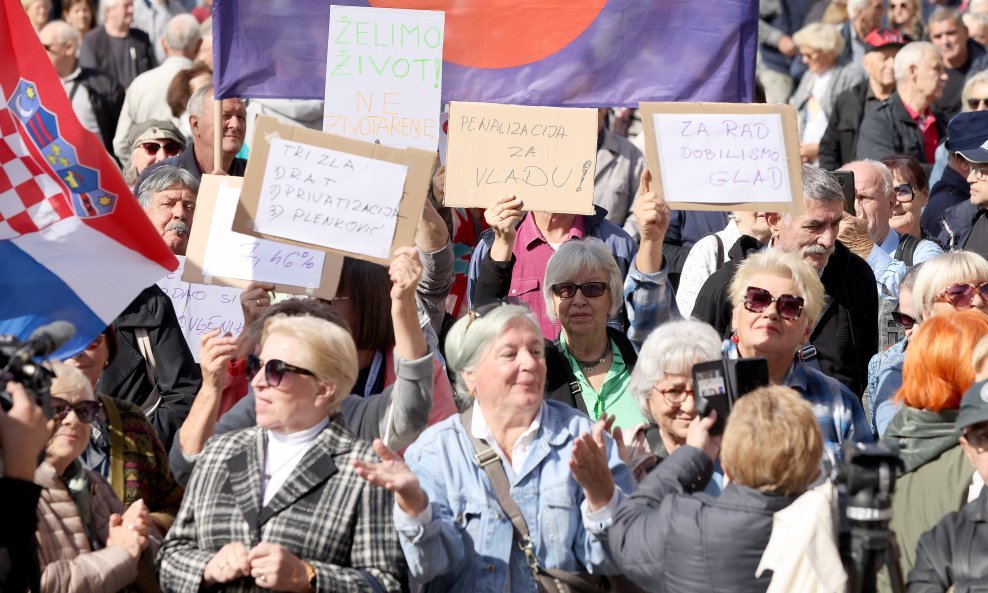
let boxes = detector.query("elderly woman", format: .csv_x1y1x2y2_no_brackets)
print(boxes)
790,22,863,165
355,304,633,592
158,314,405,592
883,310,988,578
625,319,722,481
63,324,183,535
727,250,871,457
882,155,932,243
36,363,158,593
474,188,677,428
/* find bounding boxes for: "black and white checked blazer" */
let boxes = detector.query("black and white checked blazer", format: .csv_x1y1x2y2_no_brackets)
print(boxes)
157,415,405,592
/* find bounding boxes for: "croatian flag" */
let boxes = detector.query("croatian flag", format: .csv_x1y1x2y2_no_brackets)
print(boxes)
0,0,177,358
213,0,759,107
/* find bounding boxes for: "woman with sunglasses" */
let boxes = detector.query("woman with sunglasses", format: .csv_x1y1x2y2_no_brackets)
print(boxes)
159,314,405,592
727,250,872,458
63,324,183,537
889,0,923,43
122,119,186,187
35,363,159,593
881,155,937,246
354,303,633,593
880,310,988,580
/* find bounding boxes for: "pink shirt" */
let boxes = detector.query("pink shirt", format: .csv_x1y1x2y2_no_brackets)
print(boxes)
508,214,587,339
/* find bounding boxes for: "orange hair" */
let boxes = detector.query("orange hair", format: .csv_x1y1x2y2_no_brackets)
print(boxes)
896,310,988,411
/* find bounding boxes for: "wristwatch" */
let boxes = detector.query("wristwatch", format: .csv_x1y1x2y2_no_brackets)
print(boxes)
302,561,317,593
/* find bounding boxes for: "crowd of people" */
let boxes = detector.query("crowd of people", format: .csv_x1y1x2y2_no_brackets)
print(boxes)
5,0,988,592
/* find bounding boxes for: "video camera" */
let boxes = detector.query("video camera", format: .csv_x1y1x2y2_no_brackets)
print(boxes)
691,355,769,435
0,321,77,415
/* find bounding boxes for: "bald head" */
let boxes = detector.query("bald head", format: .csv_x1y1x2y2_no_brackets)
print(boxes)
163,13,201,58
39,20,80,76
840,160,895,244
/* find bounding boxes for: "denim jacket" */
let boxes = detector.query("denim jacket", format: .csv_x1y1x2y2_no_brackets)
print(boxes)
397,400,633,593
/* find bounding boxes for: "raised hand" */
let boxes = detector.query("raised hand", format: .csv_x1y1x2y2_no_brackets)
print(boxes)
389,246,424,303
199,329,238,392
240,281,276,329
484,195,525,261
570,426,616,512
633,169,671,243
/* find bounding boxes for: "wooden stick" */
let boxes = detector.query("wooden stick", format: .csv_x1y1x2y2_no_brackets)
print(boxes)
213,94,222,174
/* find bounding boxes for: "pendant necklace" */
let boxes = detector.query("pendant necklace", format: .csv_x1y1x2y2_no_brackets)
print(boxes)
572,341,612,375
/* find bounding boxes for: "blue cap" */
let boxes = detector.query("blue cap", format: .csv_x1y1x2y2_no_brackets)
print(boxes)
957,380,988,431
946,111,988,163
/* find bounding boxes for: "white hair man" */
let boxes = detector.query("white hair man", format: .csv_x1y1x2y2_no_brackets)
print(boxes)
113,14,202,166
39,20,123,156
78,0,156,91
136,165,199,256
856,41,948,164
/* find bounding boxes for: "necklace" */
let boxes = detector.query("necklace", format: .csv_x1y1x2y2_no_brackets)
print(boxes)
571,341,612,375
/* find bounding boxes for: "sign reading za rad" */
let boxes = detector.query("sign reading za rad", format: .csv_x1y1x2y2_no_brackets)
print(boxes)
639,102,803,214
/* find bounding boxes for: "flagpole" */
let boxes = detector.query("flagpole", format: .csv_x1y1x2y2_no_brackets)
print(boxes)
213,93,222,174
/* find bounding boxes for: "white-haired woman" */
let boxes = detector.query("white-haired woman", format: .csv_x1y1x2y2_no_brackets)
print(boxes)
354,304,633,593
158,315,405,592
624,319,723,484
791,22,864,164
727,250,872,458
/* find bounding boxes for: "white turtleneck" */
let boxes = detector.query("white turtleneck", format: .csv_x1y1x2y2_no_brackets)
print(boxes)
261,418,329,505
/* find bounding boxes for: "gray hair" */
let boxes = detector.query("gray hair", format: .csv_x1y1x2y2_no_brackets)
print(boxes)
792,22,845,56
41,20,80,46
928,6,965,29
628,320,722,423
846,0,870,19
187,83,214,119
803,163,844,203
136,166,199,208
543,237,623,323
894,41,940,83
842,159,894,197
101,0,120,11
444,304,541,402
963,69,988,112
163,14,201,53
901,261,924,294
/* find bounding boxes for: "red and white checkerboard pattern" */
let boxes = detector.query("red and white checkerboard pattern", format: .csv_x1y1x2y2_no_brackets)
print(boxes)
0,110,72,240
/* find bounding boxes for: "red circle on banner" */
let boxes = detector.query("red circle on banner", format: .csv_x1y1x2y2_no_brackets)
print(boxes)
367,0,607,69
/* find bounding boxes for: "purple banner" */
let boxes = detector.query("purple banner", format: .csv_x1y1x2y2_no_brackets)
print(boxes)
213,0,758,107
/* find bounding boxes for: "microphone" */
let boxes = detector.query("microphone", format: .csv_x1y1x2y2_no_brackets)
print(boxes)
17,321,76,362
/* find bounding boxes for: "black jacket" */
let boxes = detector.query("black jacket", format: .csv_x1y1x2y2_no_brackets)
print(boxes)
691,236,878,396
937,198,984,252
611,445,798,593
78,27,156,91
818,81,888,171
73,67,124,157
856,92,947,165
135,143,248,195
0,477,42,592
909,487,988,593
99,286,202,451
924,165,971,237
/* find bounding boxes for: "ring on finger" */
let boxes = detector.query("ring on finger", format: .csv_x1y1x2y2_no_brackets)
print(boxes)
260,574,267,583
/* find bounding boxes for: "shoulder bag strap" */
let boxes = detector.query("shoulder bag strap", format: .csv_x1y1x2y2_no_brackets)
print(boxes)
134,328,162,417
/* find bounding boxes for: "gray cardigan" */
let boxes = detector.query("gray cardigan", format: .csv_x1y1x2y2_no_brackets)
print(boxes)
790,63,865,134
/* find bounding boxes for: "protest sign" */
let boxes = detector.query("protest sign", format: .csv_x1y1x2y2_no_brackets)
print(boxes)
184,175,343,299
234,115,435,266
323,5,444,150
638,102,802,214
443,102,597,215
158,256,244,362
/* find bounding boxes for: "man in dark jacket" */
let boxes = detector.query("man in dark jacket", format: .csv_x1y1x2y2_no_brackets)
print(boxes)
611,386,825,593
937,136,988,255
79,0,157,92
819,28,904,170
909,380,988,592
692,165,879,396
923,111,988,234
856,41,948,165
40,21,124,158
929,8,988,122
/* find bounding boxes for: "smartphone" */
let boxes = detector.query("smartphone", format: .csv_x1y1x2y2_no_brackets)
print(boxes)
832,170,856,216
692,361,731,436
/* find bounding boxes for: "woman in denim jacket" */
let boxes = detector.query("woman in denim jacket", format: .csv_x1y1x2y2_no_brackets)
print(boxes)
355,304,633,593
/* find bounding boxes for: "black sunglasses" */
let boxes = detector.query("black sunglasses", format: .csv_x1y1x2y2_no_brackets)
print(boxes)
50,397,101,423
743,286,805,321
968,97,988,110
891,310,916,330
246,354,316,387
141,141,183,156
550,282,608,299
893,183,915,203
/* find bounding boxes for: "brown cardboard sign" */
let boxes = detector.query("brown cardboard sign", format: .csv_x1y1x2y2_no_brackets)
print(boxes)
443,101,597,215
232,115,435,265
638,102,803,215
185,175,343,299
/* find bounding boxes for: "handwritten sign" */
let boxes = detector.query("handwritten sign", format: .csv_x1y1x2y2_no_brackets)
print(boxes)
158,257,244,362
324,5,444,150
201,183,327,286
234,116,436,266
252,138,407,259
639,102,803,213
443,101,597,215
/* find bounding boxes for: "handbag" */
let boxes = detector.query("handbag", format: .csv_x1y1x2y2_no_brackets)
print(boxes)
460,407,609,593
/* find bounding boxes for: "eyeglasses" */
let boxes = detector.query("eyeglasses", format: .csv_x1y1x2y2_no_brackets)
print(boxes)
893,183,915,203
141,141,183,157
968,97,988,111
464,297,528,334
246,355,316,387
550,282,608,299
936,281,988,308
963,427,988,452
42,43,56,53
971,164,988,181
50,397,101,423
743,286,805,321
890,310,916,330
651,384,695,407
